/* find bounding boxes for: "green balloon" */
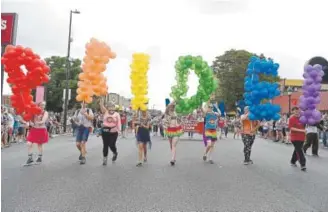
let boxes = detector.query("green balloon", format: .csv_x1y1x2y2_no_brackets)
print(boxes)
170,55,218,114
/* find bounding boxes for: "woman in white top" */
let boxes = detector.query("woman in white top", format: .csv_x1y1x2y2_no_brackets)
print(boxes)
26,101,49,165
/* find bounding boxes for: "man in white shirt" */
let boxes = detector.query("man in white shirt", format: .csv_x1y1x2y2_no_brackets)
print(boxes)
303,122,322,156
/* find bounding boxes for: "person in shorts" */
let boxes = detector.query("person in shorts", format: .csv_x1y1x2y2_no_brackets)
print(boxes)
74,103,94,165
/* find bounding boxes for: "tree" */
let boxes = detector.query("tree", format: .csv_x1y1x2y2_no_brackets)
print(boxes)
44,56,81,112
212,49,280,111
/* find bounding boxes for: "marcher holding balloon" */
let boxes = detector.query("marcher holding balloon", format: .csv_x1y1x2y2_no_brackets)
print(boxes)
1,45,51,166
202,103,220,164
25,101,49,165
288,107,306,171
99,98,121,166
240,106,260,165
163,102,183,166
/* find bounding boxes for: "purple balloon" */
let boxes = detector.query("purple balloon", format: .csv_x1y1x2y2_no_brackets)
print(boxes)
314,84,321,90
303,72,309,79
314,96,321,104
308,118,316,125
307,85,316,93
303,91,310,97
304,110,313,117
313,64,323,71
309,70,318,78
319,70,325,77
314,76,322,83
305,78,313,85
306,96,315,104
312,91,319,98
312,110,321,120
300,103,307,111
299,116,307,124
308,104,316,110
305,65,313,73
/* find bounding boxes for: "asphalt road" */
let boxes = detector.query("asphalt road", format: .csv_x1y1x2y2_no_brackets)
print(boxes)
1,133,328,212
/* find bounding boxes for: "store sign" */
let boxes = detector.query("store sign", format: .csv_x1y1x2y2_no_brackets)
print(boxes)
1,13,18,45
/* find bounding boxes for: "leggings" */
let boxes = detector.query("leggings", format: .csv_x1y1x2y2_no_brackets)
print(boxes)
101,128,118,157
241,134,255,161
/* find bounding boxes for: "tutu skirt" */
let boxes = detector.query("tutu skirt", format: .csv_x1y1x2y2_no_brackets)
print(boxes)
205,129,217,142
165,126,184,138
27,128,49,144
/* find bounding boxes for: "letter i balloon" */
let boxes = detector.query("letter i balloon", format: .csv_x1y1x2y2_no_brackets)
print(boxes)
130,53,150,111
76,38,116,104
299,64,324,125
1,45,51,121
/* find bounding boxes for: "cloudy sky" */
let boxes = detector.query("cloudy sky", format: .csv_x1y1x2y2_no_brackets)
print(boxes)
2,0,327,110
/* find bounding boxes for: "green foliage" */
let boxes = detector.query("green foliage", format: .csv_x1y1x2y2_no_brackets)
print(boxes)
44,56,81,112
212,49,281,111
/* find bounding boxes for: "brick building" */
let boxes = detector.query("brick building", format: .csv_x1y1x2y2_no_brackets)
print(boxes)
273,79,328,114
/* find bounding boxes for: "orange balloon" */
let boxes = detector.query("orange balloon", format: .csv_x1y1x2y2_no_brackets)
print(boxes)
87,72,97,81
110,52,117,59
85,96,93,104
76,88,83,94
78,73,87,81
76,94,83,102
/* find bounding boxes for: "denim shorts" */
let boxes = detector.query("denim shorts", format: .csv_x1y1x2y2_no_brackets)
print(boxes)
76,125,90,143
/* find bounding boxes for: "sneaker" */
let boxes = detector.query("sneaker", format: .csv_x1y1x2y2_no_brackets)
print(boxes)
36,155,42,163
79,154,82,161
143,158,147,163
209,160,214,164
26,156,34,165
80,157,86,165
301,165,307,171
312,154,319,157
290,162,297,167
249,160,253,164
102,157,107,166
203,155,207,161
170,160,175,166
136,162,142,167
243,160,249,165
112,153,118,162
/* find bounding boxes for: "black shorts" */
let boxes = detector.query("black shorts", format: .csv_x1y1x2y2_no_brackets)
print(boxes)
17,127,24,135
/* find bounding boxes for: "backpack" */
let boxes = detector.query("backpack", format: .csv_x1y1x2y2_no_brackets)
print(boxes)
76,109,90,116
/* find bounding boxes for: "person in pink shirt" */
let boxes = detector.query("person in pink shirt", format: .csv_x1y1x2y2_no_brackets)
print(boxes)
99,98,121,166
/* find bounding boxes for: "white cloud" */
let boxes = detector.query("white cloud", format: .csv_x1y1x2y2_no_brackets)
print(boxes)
2,0,328,111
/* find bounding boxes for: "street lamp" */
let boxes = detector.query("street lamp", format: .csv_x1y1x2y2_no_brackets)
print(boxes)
287,86,293,116
63,9,80,133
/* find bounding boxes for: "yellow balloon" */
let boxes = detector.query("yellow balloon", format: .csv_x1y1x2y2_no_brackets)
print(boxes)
140,104,147,111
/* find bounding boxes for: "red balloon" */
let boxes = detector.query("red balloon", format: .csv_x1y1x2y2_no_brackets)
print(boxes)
11,85,20,94
2,45,50,121
15,45,25,54
24,48,34,57
7,78,15,84
23,113,33,121
42,66,50,74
